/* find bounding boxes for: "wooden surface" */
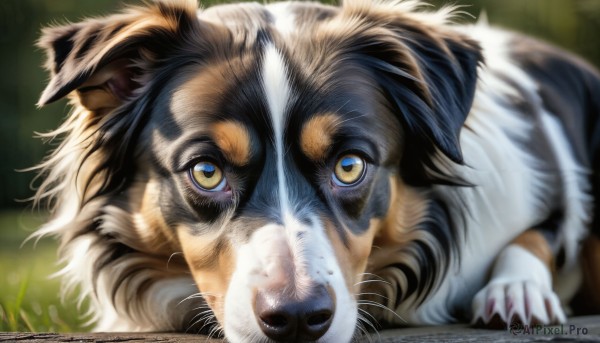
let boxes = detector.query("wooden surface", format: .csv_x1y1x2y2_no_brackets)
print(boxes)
1,316,599,342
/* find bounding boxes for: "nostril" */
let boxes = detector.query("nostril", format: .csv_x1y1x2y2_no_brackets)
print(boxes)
255,291,296,340
299,286,334,340
257,310,295,340
260,312,289,328
306,310,332,327
301,308,333,340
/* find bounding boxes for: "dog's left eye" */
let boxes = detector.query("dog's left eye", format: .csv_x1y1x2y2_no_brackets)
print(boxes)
332,154,366,186
190,161,227,192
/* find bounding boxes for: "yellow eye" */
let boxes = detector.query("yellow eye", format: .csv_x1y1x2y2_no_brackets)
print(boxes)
333,154,365,186
190,161,225,191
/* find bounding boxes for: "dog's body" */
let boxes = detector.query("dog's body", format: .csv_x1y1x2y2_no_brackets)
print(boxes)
33,0,600,341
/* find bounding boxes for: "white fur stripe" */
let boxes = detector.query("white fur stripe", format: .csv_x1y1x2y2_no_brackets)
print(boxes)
538,112,590,267
262,44,292,218
267,3,296,36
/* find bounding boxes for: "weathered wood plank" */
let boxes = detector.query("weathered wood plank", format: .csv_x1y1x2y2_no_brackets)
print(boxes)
378,315,600,342
0,332,220,342
2,316,599,342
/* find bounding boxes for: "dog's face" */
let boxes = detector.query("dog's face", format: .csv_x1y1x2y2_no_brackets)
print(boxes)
163,43,412,340
37,0,480,341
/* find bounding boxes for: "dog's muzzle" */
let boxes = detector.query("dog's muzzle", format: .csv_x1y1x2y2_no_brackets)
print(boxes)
224,220,355,343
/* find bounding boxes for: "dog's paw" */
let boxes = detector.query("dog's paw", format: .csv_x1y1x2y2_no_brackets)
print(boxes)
471,280,566,329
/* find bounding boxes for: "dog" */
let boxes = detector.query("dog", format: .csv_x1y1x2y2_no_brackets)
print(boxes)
32,0,600,341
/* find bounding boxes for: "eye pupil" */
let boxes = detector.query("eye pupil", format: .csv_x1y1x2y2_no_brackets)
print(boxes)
341,158,354,172
203,166,215,178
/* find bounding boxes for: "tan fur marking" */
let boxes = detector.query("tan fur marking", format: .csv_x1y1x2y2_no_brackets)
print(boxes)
511,230,554,269
361,175,430,315
77,89,120,111
137,179,180,253
211,121,252,166
324,218,379,294
300,113,341,161
178,229,236,324
76,60,130,111
374,176,429,246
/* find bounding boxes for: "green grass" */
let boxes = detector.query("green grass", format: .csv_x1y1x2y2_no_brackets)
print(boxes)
0,209,88,332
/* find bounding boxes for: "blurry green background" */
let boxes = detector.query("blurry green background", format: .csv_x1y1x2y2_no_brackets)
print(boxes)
0,0,599,333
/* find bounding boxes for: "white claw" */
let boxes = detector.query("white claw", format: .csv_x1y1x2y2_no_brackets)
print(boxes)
524,281,550,324
472,280,566,328
472,246,567,328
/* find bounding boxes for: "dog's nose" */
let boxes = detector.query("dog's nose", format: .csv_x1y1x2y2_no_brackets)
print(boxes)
255,285,334,341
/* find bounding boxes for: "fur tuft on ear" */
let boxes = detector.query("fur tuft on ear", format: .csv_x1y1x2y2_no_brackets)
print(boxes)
37,0,200,109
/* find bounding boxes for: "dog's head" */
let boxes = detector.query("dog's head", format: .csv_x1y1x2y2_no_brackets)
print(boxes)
36,0,480,341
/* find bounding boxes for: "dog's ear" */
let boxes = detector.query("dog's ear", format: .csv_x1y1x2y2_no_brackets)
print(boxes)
380,26,482,185
37,0,200,112
325,2,482,173
386,31,482,166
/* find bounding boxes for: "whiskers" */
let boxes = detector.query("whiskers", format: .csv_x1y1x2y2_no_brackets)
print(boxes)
166,252,185,270
178,291,224,339
353,273,406,342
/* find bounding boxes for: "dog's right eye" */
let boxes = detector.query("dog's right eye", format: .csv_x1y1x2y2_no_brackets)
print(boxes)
189,161,227,192
332,154,366,186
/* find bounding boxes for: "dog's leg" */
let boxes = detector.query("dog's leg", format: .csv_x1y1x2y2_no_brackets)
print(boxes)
471,229,566,328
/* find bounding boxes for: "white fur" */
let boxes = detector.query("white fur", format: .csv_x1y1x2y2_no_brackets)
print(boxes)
387,26,548,324
538,113,589,302
262,44,292,216
387,25,590,326
267,2,297,36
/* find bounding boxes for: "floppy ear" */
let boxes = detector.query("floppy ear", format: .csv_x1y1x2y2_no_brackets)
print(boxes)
379,25,482,165
381,26,482,185
37,0,200,111
328,2,482,182
379,30,481,167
